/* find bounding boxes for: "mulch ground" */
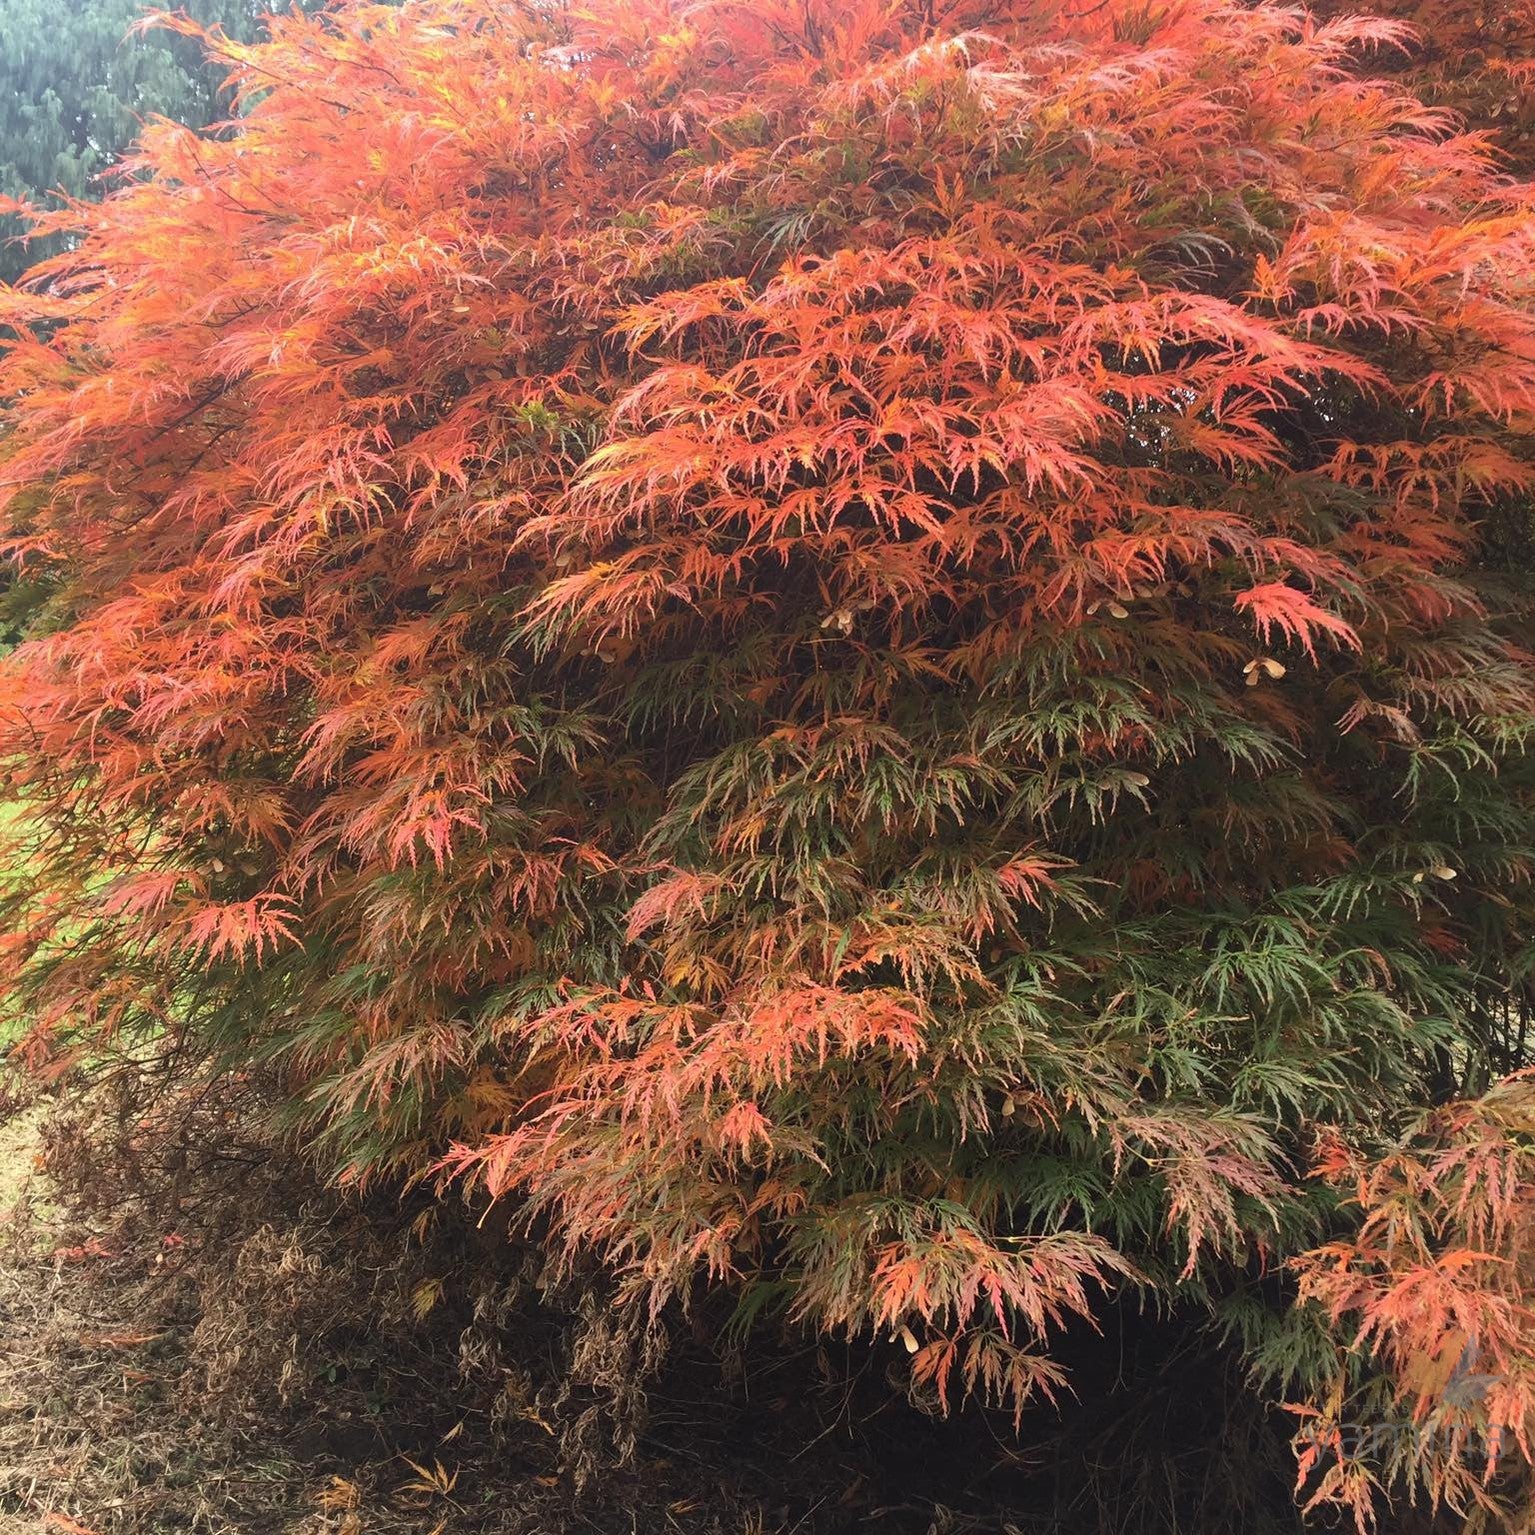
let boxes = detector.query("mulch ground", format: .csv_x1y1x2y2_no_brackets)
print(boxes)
0,1106,1005,1535
0,1093,1320,1535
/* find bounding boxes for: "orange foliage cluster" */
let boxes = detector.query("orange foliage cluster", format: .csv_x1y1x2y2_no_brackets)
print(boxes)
1329,0,1535,172
1296,1076,1535,1522
2,1,1535,1524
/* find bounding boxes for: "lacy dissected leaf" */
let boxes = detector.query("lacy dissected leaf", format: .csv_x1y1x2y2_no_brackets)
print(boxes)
0,1,1534,1520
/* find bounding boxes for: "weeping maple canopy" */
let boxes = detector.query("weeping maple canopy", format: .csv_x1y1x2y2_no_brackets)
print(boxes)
3,0,1535,1522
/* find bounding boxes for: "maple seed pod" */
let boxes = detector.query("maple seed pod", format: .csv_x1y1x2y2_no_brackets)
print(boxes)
898,1326,920,1354
1432,866,1458,881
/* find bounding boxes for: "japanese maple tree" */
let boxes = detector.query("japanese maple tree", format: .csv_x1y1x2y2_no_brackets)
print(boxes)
1331,0,1535,172
2,0,1534,1525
